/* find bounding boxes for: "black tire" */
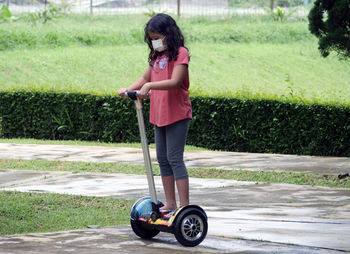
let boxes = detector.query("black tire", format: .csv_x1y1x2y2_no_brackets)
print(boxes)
174,208,208,247
130,219,160,239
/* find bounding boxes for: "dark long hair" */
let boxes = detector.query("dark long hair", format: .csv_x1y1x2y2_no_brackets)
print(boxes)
144,13,187,63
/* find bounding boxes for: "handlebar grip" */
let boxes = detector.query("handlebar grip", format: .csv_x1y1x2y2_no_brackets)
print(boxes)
125,91,139,100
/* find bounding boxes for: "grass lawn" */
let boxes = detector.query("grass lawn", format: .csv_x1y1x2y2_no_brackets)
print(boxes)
0,191,133,236
1,43,349,105
1,14,349,105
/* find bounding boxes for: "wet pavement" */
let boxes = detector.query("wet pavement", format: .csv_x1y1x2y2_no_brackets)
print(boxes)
0,227,343,254
0,143,350,253
1,143,350,174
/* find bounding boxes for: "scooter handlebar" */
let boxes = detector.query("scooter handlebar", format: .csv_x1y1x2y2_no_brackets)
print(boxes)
125,91,150,100
125,91,139,100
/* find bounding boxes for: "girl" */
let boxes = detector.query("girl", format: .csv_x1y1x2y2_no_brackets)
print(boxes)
118,13,191,212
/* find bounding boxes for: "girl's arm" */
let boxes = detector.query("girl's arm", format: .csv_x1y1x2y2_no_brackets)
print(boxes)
128,66,152,90
139,64,188,97
118,66,152,98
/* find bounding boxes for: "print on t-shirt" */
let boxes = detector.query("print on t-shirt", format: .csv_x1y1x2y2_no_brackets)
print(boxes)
152,56,168,71
158,57,168,70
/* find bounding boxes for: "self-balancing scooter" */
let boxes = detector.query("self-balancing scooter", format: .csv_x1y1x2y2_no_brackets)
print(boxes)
125,91,208,247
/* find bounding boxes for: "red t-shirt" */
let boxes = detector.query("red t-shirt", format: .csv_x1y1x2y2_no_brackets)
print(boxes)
149,47,192,127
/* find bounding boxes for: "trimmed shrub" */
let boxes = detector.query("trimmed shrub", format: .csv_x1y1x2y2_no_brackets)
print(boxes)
190,96,350,156
0,91,349,156
0,91,151,142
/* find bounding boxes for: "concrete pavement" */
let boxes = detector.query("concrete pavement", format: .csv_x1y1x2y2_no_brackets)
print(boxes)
1,143,350,174
0,143,350,253
0,226,343,254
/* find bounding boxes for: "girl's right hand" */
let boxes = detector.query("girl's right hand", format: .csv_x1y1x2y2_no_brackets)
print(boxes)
118,88,128,98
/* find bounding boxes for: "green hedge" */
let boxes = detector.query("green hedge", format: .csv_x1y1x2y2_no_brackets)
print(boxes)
0,92,146,143
190,97,350,156
0,91,349,156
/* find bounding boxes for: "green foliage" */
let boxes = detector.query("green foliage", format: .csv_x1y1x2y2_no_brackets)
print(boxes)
51,108,89,139
25,4,64,25
0,14,314,50
0,5,16,23
189,96,350,156
273,6,286,21
0,91,349,156
0,92,149,143
0,5,11,20
264,5,302,22
308,0,350,59
1,4,64,25
0,116,3,137
265,6,287,22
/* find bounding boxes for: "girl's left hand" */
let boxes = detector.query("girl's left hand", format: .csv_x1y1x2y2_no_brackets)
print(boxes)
139,83,151,99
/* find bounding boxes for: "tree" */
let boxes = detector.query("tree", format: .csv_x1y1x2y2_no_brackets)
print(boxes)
308,0,350,59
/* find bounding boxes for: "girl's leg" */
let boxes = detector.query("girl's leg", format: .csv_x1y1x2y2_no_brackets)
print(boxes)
166,119,191,207
155,119,191,210
155,125,177,210
176,177,189,207
161,175,177,210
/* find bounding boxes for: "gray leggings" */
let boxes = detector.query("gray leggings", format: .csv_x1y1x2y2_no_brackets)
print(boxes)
155,118,190,180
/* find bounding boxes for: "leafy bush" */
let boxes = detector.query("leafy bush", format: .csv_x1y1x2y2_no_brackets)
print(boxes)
190,96,350,156
308,0,350,58
0,91,349,156
0,92,147,142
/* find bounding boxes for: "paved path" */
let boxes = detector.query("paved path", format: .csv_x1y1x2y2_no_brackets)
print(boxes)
1,143,350,174
0,226,343,254
0,143,350,253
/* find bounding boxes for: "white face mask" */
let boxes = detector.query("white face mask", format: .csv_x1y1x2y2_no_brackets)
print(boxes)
152,38,167,52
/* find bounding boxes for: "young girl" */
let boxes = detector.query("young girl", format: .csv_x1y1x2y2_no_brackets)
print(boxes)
118,13,191,212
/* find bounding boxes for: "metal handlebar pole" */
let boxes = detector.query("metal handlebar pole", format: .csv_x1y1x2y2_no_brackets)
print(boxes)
134,98,158,205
